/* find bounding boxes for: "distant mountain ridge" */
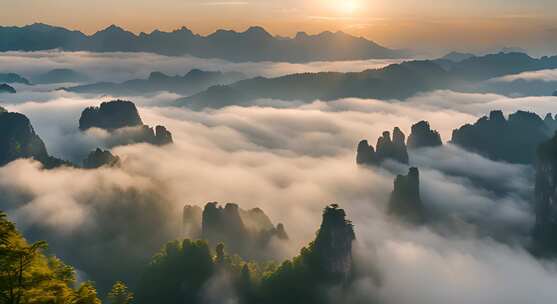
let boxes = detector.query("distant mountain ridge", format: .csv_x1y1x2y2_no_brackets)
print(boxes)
0,23,405,62
178,52,557,110
65,69,246,96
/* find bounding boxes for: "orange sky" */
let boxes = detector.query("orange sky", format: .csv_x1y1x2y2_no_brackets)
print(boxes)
1,0,556,55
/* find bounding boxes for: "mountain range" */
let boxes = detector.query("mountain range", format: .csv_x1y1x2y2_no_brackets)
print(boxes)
65,69,246,96
177,52,557,110
0,23,406,62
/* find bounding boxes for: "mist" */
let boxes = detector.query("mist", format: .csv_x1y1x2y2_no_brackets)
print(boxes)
1,85,557,301
0,51,404,84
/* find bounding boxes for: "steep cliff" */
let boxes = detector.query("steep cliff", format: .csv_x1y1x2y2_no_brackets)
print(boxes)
357,127,409,166
452,110,552,164
407,120,443,149
389,167,426,224
79,100,173,146
79,100,143,131
312,204,355,280
0,109,68,168
183,202,288,260
533,133,557,255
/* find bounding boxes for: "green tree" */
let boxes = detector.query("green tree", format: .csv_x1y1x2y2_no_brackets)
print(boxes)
107,281,134,304
72,282,102,304
0,211,102,304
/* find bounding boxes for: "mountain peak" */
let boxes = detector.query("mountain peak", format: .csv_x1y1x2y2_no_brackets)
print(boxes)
98,24,132,35
295,31,309,39
244,26,272,37
27,23,59,32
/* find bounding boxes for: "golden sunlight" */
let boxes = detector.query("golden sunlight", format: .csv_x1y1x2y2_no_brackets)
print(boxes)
336,0,360,15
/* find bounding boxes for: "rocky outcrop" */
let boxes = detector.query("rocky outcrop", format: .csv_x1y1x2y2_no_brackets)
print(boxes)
79,100,173,146
451,110,553,164
0,83,16,94
82,148,120,169
183,202,288,260
407,120,443,149
389,167,425,224
79,100,143,131
0,109,68,168
533,133,557,255
202,202,248,255
357,127,409,166
153,125,173,145
313,204,355,280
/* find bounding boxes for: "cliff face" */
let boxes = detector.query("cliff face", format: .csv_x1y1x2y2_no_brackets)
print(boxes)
389,167,426,224
202,202,248,255
79,100,143,131
533,133,557,255
357,127,409,166
0,110,70,168
183,202,288,260
153,126,173,145
313,204,355,280
82,148,120,169
452,110,552,164
79,100,173,146
0,111,49,166
407,120,443,149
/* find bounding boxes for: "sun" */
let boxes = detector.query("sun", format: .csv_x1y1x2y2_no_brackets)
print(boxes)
337,0,360,15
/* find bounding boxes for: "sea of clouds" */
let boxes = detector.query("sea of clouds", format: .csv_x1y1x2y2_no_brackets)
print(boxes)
1,52,557,302
0,51,404,83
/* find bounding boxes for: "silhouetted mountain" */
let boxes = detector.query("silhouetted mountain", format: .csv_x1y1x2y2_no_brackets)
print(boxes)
389,167,425,224
440,51,475,62
533,133,557,256
80,100,143,131
407,120,443,149
66,69,245,96
152,126,173,146
32,68,89,84
261,204,355,304
82,148,120,169
451,110,554,164
0,23,404,62
478,77,557,97
449,52,557,82
177,52,557,110
0,73,30,84
183,202,288,260
79,100,173,146
357,127,409,166
0,108,69,168
312,204,355,280
0,83,16,93
178,60,450,109
137,204,353,304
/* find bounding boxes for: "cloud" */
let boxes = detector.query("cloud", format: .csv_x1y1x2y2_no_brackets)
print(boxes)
0,51,404,85
1,89,557,300
491,69,557,82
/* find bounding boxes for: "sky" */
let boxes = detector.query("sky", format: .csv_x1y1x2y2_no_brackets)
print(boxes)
1,0,557,55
